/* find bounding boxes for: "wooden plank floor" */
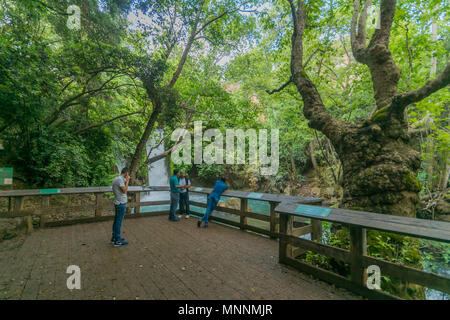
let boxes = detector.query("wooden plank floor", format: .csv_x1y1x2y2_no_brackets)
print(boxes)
0,215,360,300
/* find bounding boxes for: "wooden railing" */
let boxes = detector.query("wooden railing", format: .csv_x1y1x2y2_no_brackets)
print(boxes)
0,186,449,300
275,202,450,299
0,186,322,233
0,186,171,229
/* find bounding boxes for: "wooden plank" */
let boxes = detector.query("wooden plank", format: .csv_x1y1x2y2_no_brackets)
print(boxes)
280,256,398,300
95,193,103,217
189,201,240,215
40,196,50,228
0,185,164,197
292,225,312,237
283,234,351,263
279,213,289,263
13,196,33,233
291,247,307,258
241,211,270,222
362,255,450,294
44,210,169,228
240,198,248,230
0,185,322,205
0,200,171,218
275,202,450,243
350,226,367,286
269,201,277,239
134,192,141,214
312,219,322,242
127,201,170,207
13,196,24,212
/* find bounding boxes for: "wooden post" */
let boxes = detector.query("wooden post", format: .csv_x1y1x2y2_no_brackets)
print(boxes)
286,215,295,258
95,193,103,217
240,198,248,230
14,196,31,233
135,192,141,214
311,219,322,242
278,212,289,262
269,201,277,238
350,226,367,286
40,196,50,228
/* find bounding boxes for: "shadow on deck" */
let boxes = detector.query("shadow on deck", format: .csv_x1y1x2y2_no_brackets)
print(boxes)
0,215,359,300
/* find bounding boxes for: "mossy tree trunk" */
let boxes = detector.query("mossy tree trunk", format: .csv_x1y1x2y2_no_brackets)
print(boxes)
287,0,450,217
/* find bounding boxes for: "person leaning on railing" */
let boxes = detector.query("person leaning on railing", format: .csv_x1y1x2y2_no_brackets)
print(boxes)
111,167,130,247
198,177,228,228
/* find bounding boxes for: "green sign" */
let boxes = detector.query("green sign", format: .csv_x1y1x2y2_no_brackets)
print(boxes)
39,189,60,194
0,167,13,185
294,204,332,218
247,192,263,199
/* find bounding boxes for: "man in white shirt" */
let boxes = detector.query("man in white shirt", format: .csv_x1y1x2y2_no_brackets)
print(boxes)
178,171,191,218
111,167,130,246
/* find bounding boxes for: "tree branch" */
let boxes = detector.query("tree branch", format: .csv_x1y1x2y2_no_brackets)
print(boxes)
288,0,345,143
75,111,144,134
391,63,450,111
266,77,293,95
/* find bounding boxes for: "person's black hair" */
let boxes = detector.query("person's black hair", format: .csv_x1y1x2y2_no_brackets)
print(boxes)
173,169,179,175
121,167,129,174
220,177,226,183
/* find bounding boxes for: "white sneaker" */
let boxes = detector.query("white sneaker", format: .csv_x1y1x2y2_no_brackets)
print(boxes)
185,215,190,219
178,215,182,219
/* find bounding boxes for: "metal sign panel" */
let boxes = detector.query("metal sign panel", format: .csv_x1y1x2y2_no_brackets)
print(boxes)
294,204,332,218
247,192,264,199
39,189,60,194
0,168,13,185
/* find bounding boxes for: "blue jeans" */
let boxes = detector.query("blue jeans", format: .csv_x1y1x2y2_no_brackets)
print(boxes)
179,192,190,215
169,192,180,220
112,203,126,241
201,195,218,225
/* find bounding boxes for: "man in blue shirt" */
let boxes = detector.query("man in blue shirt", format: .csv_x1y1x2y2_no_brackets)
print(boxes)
198,177,228,228
169,169,183,221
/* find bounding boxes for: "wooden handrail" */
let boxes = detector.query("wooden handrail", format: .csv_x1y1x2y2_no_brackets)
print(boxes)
275,206,450,299
275,201,450,243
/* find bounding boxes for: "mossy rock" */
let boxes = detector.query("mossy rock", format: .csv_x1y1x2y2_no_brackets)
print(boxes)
403,173,422,192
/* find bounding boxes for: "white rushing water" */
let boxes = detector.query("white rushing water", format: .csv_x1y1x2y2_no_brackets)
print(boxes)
142,128,170,202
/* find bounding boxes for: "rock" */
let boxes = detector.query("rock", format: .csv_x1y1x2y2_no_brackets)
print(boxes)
435,198,450,216
0,218,26,241
311,187,321,196
325,187,335,197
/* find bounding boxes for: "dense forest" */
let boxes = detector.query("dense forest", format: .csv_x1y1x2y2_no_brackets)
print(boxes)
1,0,448,217
0,0,449,299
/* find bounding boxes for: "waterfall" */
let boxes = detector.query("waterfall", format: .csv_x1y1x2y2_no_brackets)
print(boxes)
142,129,170,202
116,157,127,174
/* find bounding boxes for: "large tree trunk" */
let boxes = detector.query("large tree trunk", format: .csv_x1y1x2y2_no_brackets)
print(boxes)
287,0,449,217
336,122,421,217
